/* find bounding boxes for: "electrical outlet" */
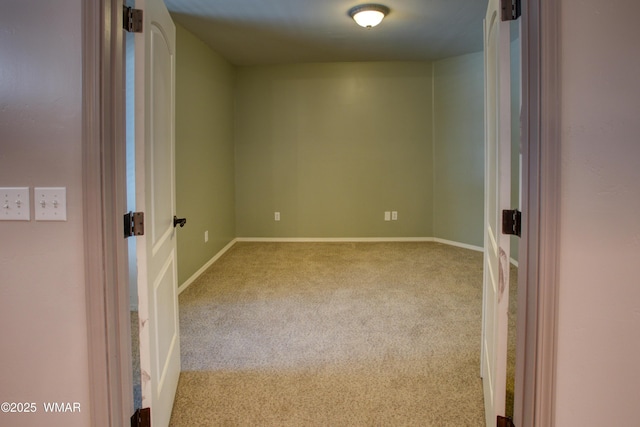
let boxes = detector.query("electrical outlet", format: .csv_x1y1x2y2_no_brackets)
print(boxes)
384,211,391,221
0,187,30,221
204,230,209,242
392,211,398,221
274,212,281,221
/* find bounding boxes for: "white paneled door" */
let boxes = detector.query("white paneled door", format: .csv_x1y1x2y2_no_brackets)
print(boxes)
481,0,512,425
134,0,180,426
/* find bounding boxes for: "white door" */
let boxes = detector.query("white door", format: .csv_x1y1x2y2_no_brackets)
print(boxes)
481,0,512,425
134,0,180,426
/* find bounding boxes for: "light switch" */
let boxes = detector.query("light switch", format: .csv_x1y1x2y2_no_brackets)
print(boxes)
34,187,67,221
0,187,30,221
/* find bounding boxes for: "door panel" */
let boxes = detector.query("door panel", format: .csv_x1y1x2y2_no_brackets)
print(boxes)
135,0,179,426
482,0,512,425
153,253,178,387
150,24,174,250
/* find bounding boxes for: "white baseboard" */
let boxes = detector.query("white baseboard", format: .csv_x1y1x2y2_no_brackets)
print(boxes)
237,236,484,251
235,237,435,243
432,238,484,252
178,238,238,295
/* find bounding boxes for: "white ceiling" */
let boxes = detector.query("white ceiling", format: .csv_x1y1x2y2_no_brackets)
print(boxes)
165,0,488,66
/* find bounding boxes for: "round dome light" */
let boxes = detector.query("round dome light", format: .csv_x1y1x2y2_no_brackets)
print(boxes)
348,4,390,28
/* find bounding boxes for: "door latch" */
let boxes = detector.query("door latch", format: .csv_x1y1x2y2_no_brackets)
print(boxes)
173,216,187,228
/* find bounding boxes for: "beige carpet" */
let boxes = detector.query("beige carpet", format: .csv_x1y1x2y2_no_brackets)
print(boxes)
506,264,518,420
131,310,142,410
170,242,491,426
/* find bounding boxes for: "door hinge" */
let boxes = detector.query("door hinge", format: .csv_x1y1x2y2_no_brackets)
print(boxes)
497,415,516,427
501,0,522,21
502,209,522,237
123,6,143,33
124,211,144,238
130,407,151,427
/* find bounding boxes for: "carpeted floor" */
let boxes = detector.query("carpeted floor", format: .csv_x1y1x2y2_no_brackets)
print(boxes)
168,241,502,426
506,264,518,420
131,310,142,410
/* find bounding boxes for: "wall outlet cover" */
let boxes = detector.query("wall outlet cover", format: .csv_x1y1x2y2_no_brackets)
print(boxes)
34,187,67,221
0,187,30,221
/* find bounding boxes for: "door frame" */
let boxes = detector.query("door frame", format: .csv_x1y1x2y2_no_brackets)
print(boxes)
513,1,560,425
82,0,561,426
83,0,133,426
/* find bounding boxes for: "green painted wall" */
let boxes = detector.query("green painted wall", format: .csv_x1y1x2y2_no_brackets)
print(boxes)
432,52,485,247
175,24,236,284
234,62,434,238
174,28,491,280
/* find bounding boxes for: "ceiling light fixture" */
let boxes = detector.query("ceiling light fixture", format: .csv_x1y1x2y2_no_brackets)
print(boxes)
348,4,390,29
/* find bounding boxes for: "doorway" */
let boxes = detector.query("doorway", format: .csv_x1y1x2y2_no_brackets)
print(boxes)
84,1,560,425
125,21,142,411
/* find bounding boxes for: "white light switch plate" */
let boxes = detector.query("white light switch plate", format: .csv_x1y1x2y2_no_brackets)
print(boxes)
0,187,30,220
34,187,67,221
